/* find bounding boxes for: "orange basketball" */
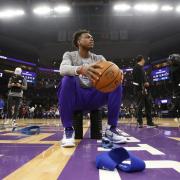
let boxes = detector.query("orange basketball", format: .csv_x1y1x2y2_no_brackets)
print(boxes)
93,61,123,93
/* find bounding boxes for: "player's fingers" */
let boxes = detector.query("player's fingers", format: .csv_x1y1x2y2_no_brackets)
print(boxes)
89,67,102,76
87,70,99,81
91,64,103,69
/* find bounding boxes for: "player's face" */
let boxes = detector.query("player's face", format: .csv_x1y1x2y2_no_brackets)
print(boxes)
141,58,145,66
78,33,94,50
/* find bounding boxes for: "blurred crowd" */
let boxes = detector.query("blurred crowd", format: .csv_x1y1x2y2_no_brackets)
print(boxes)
0,95,59,119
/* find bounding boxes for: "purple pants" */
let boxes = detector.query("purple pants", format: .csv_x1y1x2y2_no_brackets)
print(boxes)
57,76,122,128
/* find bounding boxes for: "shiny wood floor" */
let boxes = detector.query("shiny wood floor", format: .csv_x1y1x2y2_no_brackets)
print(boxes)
1,117,179,129
0,118,179,180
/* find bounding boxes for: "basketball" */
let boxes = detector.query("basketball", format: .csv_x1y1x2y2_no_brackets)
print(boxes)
93,61,123,93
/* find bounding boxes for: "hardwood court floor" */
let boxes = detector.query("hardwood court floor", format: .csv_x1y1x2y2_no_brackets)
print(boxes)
0,118,179,180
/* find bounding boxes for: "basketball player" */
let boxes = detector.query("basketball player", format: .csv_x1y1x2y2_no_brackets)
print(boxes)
6,67,27,127
132,55,157,128
58,30,126,147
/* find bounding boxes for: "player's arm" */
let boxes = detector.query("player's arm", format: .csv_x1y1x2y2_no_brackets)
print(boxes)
141,69,149,88
8,77,15,88
60,52,102,81
21,78,27,90
76,55,105,81
60,52,81,76
76,63,102,82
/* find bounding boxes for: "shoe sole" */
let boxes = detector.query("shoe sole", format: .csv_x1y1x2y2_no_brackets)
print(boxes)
105,136,127,144
147,126,158,128
112,140,127,144
105,133,127,144
61,142,75,148
61,144,75,148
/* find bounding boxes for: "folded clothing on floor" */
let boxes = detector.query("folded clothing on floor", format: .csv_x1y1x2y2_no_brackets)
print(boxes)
12,125,40,135
96,147,146,172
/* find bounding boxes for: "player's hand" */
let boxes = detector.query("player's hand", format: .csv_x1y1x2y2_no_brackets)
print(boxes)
11,83,15,86
16,83,22,87
81,64,103,82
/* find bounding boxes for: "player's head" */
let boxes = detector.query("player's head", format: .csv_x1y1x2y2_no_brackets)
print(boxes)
14,67,22,75
73,29,94,50
136,55,145,66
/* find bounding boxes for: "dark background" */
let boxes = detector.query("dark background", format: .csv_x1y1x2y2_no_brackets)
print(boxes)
0,0,180,67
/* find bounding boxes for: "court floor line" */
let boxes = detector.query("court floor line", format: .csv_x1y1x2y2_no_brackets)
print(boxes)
0,133,58,144
99,169,121,180
3,128,89,180
168,137,180,141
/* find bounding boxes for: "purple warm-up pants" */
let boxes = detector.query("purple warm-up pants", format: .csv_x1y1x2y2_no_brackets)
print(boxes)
57,76,122,128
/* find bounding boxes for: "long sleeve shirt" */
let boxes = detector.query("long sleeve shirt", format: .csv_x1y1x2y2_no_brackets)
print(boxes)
8,75,27,98
132,64,147,91
59,51,105,87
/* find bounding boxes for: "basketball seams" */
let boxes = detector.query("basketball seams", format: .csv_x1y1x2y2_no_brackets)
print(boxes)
94,62,114,87
99,69,121,91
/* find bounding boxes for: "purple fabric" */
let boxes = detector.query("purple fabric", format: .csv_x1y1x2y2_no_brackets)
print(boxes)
57,76,122,128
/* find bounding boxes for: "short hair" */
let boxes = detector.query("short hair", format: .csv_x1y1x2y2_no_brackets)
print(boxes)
14,67,22,75
72,29,90,48
136,55,144,63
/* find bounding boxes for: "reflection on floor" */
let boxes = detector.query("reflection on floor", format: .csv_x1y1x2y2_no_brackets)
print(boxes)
0,118,179,180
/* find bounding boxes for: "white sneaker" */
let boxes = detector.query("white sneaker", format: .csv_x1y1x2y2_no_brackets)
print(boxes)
61,127,75,147
12,119,18,128
105,127,127,144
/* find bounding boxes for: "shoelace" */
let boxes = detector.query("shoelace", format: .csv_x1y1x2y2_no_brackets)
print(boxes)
115,128,123,134
110,127,122,135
